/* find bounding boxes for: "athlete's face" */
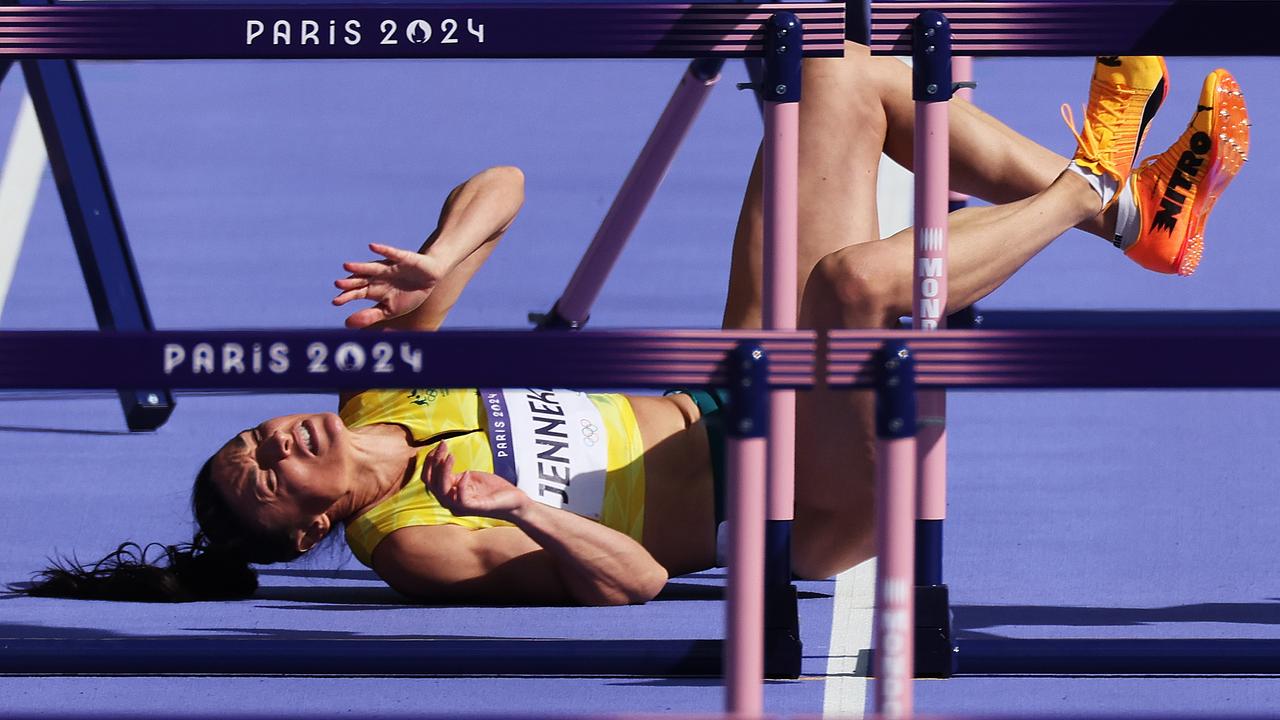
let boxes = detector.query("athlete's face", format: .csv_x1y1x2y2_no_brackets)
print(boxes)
209,412,351,545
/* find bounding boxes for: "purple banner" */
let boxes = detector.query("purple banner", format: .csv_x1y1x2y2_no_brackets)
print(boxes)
479,389,519,484
870,0,1280,56
0,329,817,390
0,3,845,59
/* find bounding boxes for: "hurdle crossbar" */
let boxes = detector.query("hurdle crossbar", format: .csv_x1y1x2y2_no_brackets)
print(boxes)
0,2,846,60
869,0,1280,56
970,309,1280,330
0,329,816,390
10,327,1280,391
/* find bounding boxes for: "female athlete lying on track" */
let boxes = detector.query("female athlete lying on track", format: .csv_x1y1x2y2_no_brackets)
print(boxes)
24,50,1249,605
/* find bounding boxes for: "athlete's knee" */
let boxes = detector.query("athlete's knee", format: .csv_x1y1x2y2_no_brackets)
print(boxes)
810,249,899,328
792,512,874,580
803,45,887,125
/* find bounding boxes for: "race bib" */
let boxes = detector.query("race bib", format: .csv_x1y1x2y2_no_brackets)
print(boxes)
479,388,608,519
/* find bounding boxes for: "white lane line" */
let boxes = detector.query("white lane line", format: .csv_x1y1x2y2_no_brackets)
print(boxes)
0,94,47,319
823,557,876,718
820,139,913,719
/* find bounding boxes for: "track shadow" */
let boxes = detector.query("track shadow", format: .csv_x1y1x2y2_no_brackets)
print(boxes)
954,600,1280,635
252,584,420,608
0,424,134,437
0,622,132,640
251,581,826,608
256,567,382,582
604,677,802,688
0,622,735,677
680,572,835,585
0,621,527,642
655,583,829,602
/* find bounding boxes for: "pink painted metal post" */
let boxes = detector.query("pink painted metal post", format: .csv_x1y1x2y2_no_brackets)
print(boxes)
873,343,917,719
725,340,770,716
725,431,768,716
547,59,724,327
723,12,802,714
912,13,953,583
914,109,948,521
763,103,797,522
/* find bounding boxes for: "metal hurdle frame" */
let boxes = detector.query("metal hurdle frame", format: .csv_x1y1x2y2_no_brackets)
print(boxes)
0,0,850,432
839,328,1280,715
0,328,818,714
863,1,1280,707
0,1,849,712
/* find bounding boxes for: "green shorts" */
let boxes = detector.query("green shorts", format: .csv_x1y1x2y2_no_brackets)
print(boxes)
667,387,729,533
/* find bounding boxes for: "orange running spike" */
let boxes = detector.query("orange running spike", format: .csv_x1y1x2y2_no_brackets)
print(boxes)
1123,70,1250,276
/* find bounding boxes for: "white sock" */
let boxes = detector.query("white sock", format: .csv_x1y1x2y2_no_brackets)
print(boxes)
1066,162,1120,208
1111,179,1140,250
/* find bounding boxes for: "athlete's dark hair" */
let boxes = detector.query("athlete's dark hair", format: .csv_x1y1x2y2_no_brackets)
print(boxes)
17,456,302,602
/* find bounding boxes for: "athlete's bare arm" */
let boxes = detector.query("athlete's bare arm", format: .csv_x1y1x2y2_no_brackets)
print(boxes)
333,165,525,332
374,443,668,606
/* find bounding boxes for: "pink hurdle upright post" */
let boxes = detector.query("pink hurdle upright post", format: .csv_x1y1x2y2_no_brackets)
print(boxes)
873,341,918,719
724,11,803,716
541,58,725,329
761,10,802,676
725,343,770,717
909,9,956,681
874,11,954,714
912,10,952,550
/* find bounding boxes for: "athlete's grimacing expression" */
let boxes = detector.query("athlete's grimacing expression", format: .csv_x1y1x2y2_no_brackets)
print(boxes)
210,412,352,546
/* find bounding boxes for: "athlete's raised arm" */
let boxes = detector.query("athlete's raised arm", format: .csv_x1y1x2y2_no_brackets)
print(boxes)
333,165,525,331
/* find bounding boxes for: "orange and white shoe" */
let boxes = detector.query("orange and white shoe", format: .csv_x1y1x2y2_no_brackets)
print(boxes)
1119,69,1250,275
1063,55,1170,196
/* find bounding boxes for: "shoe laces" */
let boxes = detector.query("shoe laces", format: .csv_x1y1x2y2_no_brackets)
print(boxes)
1061,77,1141,173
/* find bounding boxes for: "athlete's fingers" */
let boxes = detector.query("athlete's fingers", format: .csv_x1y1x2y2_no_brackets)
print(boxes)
333,277,368,291
343,260,392,277
344,307,386,329
424,446,451,498
369,243,416,262
332,286,369,306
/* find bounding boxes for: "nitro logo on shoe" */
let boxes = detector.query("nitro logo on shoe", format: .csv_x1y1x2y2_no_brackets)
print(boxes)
1152,131,1212,233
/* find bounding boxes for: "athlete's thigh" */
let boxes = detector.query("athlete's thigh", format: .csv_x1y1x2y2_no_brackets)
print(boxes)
723,42,888,329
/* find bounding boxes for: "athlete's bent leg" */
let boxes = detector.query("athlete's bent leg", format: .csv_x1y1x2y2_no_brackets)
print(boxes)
872,53,1132,241
790,171,1103,579
722,43,887,329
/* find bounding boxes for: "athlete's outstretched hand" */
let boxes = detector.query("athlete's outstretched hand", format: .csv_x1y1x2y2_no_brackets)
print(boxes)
333,243,448,329
422,442,529,520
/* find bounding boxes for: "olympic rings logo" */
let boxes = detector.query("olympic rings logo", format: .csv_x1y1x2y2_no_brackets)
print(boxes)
580,419,599,447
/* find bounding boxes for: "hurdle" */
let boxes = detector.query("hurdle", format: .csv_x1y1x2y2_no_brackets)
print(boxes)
0,2,850,714
0,328,827,719
0,0,848,432
863,0,1280,707
840,327,1280,714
